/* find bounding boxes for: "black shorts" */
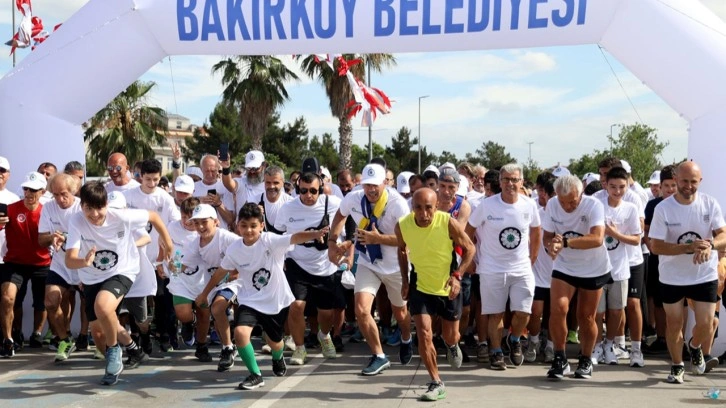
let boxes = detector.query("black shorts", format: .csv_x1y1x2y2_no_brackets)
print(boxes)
46,270,74,289
552,270,612,291
460,273,472,307
660,280,718,305
534,286,551,302
236,305,289,343
83,275,133,322
120,296,149,324
408,271,462,321
285,258,345,310
0,262,49,310
628,262,645,299
470,274,480,302
646,254,661,305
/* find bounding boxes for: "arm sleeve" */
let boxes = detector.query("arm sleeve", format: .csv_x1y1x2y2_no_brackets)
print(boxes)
648,205,667,241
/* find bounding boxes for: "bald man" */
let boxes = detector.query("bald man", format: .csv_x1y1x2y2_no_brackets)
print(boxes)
105,153,140,193
650,161,726,384
395,188,475,401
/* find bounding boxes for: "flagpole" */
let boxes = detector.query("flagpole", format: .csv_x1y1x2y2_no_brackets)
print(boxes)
11,0,16,67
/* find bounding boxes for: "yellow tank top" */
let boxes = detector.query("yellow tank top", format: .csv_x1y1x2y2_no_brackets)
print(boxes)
399,211,453,296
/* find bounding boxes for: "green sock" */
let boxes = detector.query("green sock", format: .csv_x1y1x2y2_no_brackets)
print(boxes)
238,343,261,376
271,347,284,361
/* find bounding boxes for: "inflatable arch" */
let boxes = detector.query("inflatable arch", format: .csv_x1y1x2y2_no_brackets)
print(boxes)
2,0,726,350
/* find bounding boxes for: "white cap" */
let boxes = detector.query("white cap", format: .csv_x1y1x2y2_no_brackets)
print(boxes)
552,166,571,178
620,160,632,174
0,156,9,171
21,171,47,190
647,170,661,185
245,150,264,168
190,204,217,220
320,166,332,181
360,164,386,185
582,173,599,186
107,191,127,209
396,171,414,194
439,162,456,172
174,175,195,194
424,164,440,176
457,177,469,197
185,166,203,179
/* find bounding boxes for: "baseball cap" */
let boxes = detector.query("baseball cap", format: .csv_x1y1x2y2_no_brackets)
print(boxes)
107,191,127,209
439,168,461,184
190,204,217,220
245,150,264,169
174,175,195,194
620,160,632,174
552,166,571,178
320,166,332,181
21,171,47,190
360,164,386,185
396,171,414,194
185,166,203,179
424,164,440,177
582,172,599,186
647,170,661,185
438,162,456,172
0,156,9,171
301,157,320,174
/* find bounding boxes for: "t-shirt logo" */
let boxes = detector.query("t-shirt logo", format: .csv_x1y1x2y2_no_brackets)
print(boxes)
704,214,711,223
193,206,202,215
563,231,584,240
145,222,153,233
367,168,376,177
17,214,26,223
499,227,522,250
207,267,218,275
252,268,271,291
93,250,118,271
677,231,702,245
605,236,620,250
182,265,199,276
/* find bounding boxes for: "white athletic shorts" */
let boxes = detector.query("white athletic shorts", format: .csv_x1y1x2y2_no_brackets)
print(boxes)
480,272,534,314
354,264,406,308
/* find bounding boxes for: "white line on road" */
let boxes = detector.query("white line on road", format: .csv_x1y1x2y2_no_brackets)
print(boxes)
248,352,327,408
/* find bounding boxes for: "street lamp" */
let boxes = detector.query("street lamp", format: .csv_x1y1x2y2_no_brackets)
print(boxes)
609,124,620,152
417,95,429,173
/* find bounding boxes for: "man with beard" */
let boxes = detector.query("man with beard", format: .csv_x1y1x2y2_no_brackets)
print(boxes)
105,153,140,194
222,150,267,217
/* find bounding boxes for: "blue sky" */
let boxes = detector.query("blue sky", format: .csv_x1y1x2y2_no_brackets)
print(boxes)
2,0,724,173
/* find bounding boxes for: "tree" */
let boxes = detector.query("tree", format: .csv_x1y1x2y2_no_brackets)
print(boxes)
263,114,310,171
437,151,459,166
522,158,541,184
351,142,390,174
212,56,298,150
386,126,418,174
308,133,340,172
296,54,396,170
184,101,247,167
609,123,669,184
84,80,167,171
567,150,609,179
470,141,516,170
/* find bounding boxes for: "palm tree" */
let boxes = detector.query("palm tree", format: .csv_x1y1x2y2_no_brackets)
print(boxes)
296,54,396,170
212,56,299,150
84,80,167,170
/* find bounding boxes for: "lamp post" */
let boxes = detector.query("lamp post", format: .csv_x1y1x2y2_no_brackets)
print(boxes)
417,95,429,173
609,124,620,152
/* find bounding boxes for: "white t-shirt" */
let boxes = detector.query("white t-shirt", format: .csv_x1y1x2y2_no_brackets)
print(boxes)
127,228,157,297
105,179,140,194
182,228,241,298
165,220,203,300
40,191,54,205
66,208,149,285
124,187,181,262
596,196,641,281
594,188,644,265
466,190,486,211
274,195,340,277
232,177,266,213
193,179,235,230
533,207,554,288
468,194,541,276
258,192,294,230
331,184,344,200
649,193,726,285
221,233,295,314
338,188,409,275
542,195,611,278
631,182,650,255
38,197,82,285
0,188,20,263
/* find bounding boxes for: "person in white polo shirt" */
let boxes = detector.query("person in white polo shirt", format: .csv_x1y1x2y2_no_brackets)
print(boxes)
649,161,726,384
466,163,541,370
328,163,413,376
193,155,235,229
222,150,267,213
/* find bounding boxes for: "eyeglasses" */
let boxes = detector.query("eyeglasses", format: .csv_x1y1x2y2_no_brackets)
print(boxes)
299,187,321,195
0,167,7,174
246,167,261,173
23,187,40,193
500,177,523,184
107,165,123,172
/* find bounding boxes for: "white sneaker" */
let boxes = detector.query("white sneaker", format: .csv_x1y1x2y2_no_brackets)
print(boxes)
615,345,630,360
283,335,296,352
319,334,337,359
591,343,604,366
629,350,645,367
261,344,272,354
289,347,307,365
603,343,618,365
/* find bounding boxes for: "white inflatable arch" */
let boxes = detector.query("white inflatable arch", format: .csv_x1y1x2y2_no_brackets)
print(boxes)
3,0,726,349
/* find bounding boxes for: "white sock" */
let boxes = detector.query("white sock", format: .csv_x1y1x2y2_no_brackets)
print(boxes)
632,341,641,352
615,335,626,348
546,340,554,349
529,334,540,345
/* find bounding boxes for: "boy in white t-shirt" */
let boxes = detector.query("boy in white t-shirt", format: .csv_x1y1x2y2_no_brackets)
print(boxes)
198,203,329,390
65,181,173,386
593,167,642,366
184,204,241,372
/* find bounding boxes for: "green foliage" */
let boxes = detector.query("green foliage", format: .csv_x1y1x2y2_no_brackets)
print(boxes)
308,133,340,172
385,126,419,174
567,150,609,178
522,159,541,184
183,102,248,167
609,123,668,184
263,115,310,170
468,141,516,170
437,151,459,167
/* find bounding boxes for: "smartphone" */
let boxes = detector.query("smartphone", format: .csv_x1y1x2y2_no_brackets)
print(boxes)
219,143,229,162
0,203,6,215
207,189,217,196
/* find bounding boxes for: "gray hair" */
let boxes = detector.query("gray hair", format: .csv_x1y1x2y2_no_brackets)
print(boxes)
50,173,80,195
473,164,487,177
500,163,522,176
554,175,584,196
63,161,84,173
264,165,285,178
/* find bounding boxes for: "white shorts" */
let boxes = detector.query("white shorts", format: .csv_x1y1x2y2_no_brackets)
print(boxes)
354,264,406,308
480,272,534,314
597,279,627,313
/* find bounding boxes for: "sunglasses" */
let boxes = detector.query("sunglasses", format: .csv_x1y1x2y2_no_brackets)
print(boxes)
107,165,123,172
0,167,7,174
23,187,40,193
246,167,261,173
299,187,321,195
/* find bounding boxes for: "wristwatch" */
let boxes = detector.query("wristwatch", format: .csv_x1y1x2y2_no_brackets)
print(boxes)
563,236,569,248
